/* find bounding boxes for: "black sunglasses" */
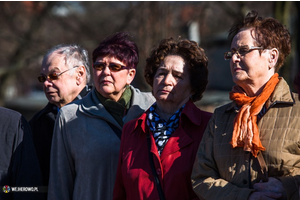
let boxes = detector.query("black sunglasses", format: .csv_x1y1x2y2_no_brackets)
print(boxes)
93,62,129,72
38,66,78,83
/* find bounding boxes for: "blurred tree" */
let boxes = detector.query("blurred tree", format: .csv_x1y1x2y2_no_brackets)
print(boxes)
274,1,298,89
0,1,298,113
0,2,56,105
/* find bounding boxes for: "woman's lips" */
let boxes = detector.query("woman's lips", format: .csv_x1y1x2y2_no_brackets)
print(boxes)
159,88,171,94
101,80,112,84
234,67,242,72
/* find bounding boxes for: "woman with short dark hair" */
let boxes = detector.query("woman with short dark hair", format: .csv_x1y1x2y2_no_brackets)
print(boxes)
113,37,212,199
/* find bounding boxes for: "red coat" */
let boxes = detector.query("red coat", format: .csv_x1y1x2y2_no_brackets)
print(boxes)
113,100,212,200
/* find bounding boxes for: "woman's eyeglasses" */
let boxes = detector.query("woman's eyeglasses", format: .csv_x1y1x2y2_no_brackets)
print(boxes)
224,46,263,60
93,62,129,72
38,66,79,83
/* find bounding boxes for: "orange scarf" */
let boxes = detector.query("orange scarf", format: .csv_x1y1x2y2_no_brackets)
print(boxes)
229,73,279,157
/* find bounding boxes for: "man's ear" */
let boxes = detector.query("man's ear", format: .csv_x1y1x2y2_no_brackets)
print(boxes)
76,65,86,85
126,69,136,85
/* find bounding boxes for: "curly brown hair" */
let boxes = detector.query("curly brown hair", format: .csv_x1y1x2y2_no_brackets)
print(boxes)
228,10,291,72
144,37,209,102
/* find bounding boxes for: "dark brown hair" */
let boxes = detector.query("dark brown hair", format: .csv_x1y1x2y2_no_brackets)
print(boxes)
144,37,208,102
228,10,291,72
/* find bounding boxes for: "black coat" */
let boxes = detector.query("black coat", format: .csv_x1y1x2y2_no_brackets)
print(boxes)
29,86,92,186
0,107,44,200
29,102,57,187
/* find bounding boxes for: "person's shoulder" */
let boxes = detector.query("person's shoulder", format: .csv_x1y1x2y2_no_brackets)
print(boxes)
130,85,150,95
213,101,234,114
290,92,300,112
30,107,45,122
199,109,213,118
122,117,144,141
292,92,300,103
124,112,146,131
125,114,141,126
123,118,137,130
29,103,56,122
130,86,155,103
60,101,80,113
0,106,22,121
0,107,27,135
140,91,154,99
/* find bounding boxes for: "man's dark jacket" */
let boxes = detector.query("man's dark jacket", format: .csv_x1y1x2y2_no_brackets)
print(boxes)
29,86,91,186
0,107,44,200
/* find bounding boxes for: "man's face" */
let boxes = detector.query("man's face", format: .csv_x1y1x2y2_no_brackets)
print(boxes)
40,52,79,108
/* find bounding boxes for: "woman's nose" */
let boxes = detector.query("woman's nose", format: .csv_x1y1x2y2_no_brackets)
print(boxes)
163,73,174,85
102,65,111,75
231,52,241,62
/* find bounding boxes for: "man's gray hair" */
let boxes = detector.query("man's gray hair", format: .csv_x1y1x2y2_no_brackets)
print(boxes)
43,44,91,83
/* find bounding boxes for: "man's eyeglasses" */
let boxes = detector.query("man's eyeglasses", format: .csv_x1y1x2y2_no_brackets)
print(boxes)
38,66,79,83
93,62,129,72
224,46,263,60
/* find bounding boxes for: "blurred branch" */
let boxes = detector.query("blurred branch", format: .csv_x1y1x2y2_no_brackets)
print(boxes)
214,1,247,19
54,2,98,38
0,2,57,100
8,2,56,64
0,2,21,38
113,2,140,33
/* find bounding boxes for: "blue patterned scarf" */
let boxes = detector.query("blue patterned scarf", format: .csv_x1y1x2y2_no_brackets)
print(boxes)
146,103,185,155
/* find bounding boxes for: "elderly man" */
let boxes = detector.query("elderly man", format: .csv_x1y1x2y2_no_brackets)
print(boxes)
29,44,92,187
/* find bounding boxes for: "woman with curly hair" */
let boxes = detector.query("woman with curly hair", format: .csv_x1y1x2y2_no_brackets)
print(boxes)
113,37,212,199
192,10,300,200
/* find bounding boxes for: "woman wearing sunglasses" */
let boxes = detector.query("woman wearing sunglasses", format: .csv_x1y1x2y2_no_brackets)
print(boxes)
47,32,155,200
113,37,212,199
192,11,300,200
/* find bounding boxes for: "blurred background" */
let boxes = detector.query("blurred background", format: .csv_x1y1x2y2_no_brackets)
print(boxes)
0,1,299,121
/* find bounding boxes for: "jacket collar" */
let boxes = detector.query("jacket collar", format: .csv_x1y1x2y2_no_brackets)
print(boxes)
123,86,155,124
180,100,203,126
35,102,58,120
36,85,92,120
134,100,198,160
265,77,295,108
133,99,201,134
79,85,154,129
225,77,295,113
79,88,120,128
76,85,92,100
